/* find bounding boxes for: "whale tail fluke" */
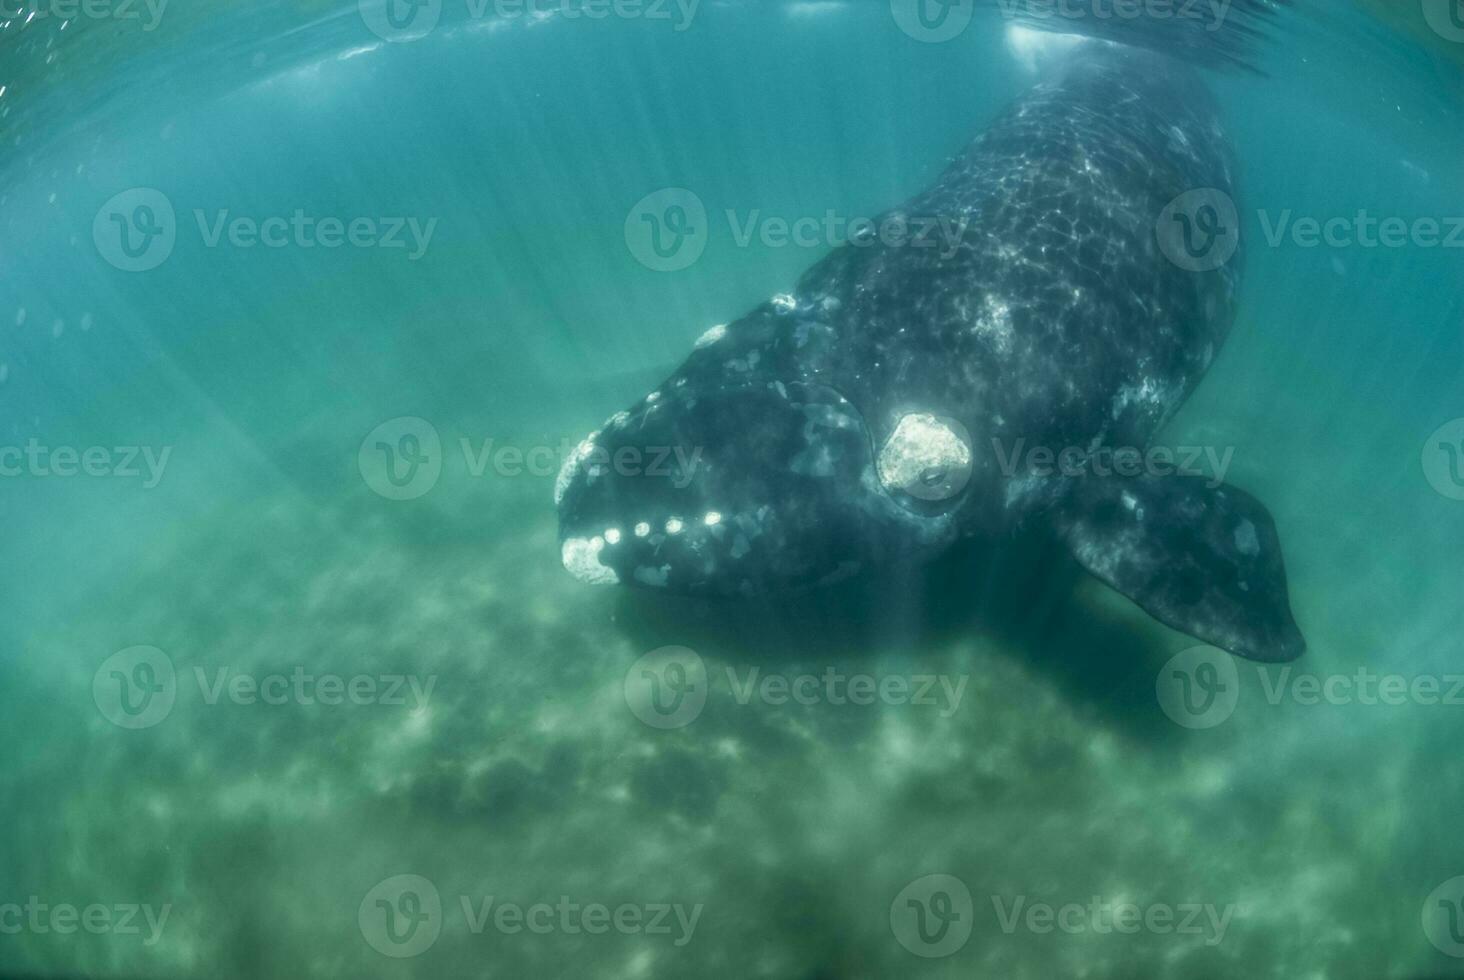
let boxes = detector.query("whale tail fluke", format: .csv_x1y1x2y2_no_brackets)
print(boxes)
1052,473,1306,662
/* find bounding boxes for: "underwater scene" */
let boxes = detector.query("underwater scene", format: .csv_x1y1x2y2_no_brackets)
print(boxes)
2,0,1463,977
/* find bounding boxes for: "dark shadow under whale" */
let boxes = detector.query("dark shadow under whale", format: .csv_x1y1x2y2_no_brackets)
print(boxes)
612,523,1179,742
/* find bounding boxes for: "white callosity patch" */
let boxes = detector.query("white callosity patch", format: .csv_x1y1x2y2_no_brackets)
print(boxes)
554,433,597,507
877,413,973,503
560,535,618,585
1234,519,1259,557
694,323,726,349
633,522,651,538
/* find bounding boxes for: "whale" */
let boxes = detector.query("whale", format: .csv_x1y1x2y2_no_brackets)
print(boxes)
555,41,1306,663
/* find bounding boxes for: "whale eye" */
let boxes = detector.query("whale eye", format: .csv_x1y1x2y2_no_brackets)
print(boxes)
877,413,973,507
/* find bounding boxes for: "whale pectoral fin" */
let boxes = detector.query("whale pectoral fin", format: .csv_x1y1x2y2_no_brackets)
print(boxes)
1053,475,1306,662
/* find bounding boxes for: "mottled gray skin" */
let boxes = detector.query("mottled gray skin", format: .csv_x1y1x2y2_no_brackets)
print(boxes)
558,44,1305,662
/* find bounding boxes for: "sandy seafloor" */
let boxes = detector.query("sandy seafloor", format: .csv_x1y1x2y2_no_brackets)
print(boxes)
1,2,1464,978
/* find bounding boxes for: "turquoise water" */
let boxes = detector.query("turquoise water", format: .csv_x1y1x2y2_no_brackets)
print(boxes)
2,2,1463,977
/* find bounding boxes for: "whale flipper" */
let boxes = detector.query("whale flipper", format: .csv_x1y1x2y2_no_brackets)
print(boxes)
1053,475,1306,663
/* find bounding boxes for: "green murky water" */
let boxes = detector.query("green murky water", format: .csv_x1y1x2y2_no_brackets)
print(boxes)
2,2,1463,977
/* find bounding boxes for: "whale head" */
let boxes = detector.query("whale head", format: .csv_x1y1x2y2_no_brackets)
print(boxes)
555,373,960,596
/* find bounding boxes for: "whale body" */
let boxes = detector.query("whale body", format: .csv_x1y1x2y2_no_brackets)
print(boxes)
556,43,1305,663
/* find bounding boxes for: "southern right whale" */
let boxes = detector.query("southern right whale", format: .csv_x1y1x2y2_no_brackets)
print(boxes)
556,39,1306,663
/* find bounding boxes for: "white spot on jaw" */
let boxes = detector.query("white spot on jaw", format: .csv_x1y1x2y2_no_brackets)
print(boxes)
703,511,722,526
604,528,621,545
634,522,651,538
665,518,684,534
561,536,618,585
